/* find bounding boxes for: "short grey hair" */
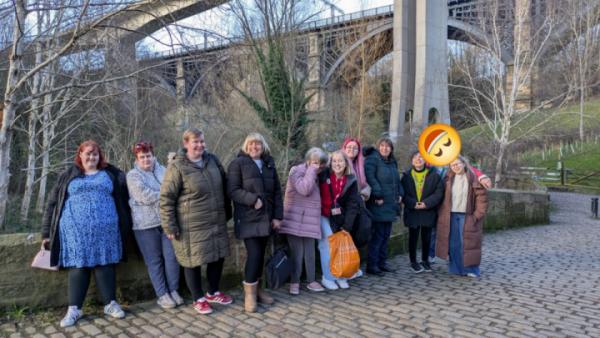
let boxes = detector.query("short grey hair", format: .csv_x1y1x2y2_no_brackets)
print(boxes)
304,147,328,164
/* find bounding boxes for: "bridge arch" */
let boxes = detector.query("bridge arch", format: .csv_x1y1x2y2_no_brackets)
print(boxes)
321,18,514,87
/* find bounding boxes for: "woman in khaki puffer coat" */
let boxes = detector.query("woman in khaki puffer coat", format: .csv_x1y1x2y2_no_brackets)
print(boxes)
160,128,233,315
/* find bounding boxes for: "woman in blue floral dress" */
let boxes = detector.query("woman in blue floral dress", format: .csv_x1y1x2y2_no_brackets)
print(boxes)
42,140,132,327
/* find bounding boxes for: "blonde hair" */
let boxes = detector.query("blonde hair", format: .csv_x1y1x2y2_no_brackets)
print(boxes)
242,132,270,156
330,150,354,176
182,128,204,142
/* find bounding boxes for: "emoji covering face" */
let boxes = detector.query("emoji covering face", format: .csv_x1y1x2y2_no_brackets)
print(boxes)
418,124,461,167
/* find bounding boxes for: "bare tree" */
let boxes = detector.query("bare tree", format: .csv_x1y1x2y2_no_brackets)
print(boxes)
559,0,600,141
450,0,568,186
226,0,318,174
0,0,183,227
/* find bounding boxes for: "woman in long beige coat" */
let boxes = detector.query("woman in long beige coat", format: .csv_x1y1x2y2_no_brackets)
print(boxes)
436,156,488,277
160,128,233,315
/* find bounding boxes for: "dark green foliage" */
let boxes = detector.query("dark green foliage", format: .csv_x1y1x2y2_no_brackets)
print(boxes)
237,39,312,152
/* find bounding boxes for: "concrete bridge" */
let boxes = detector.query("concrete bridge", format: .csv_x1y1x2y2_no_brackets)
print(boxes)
130,0,515,137
12,0,588,138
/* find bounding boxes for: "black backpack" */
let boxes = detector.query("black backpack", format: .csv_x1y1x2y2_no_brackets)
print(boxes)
351,201,372,248
265,245,291,289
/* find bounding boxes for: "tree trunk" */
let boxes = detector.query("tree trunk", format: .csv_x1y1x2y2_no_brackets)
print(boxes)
20,109,38,222
494,142,507,187
21,38,44,222
0,0,27,228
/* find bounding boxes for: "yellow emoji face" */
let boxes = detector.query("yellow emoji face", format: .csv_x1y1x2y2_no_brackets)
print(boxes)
418,124,461,167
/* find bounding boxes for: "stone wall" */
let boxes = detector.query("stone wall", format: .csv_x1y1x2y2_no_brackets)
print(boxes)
0,189,548,310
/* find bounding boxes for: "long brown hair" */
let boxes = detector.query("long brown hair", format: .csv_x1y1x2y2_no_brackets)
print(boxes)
74,140,108,170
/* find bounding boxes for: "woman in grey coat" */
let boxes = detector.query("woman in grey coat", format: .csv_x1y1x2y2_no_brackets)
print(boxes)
127,141,182,309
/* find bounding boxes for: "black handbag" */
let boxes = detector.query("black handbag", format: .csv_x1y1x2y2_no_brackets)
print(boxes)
265,239,291,289
351,200,372,248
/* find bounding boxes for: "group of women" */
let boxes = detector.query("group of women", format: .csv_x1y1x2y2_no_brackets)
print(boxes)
41,128,489,328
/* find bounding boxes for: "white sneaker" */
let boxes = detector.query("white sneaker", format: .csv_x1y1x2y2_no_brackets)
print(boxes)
60,306,82,328
104,300,125,319
466,273,478,278
157,294,176,309
336,279,350,289
429,256,436,264
349,269,363,280
170,290,184,306
321,278,339,290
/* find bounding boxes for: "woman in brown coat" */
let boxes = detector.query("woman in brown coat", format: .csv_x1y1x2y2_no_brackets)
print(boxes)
436,156,488,277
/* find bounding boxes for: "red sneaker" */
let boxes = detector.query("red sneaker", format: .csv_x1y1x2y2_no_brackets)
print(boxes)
192,300,213,314
205,291,233,305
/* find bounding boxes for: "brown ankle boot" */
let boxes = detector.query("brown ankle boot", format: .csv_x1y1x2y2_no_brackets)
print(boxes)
243,281,257,313
256,281,274,305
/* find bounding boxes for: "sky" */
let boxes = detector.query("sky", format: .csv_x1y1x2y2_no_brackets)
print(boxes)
137,0,395,55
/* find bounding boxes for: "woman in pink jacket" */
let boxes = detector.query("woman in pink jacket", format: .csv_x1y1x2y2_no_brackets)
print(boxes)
280,148,328,295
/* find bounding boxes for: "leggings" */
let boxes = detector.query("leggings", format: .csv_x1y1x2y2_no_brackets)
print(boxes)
408,226,433,264
183,258,224,301
243,236,269,283
68,264,116,308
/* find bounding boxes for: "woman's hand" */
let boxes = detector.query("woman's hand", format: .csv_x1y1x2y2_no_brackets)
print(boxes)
254,198,263,210
375,199,384,206
41,238,50,249
271,219,282,230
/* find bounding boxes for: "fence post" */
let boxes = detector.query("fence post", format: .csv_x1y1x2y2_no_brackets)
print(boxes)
559,160,566,186
592,198,599,219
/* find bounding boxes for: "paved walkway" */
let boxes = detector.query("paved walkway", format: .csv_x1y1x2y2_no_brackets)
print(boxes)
2,192,600,338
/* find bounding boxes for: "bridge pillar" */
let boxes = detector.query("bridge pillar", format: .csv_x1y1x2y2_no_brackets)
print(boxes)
305,32,327,143
104,36,139,138
306,32,324,112
389,0,416,141
176,59,187,106
390,0,449,141
413,0,450,130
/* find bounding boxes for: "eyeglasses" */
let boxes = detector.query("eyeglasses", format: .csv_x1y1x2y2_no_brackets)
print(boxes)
345,146,359,151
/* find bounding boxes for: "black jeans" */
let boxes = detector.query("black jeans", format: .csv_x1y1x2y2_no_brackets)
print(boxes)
408,226,433,264
68,264,116,308
243,236,269,283
367,221,392,269
183,258,224,301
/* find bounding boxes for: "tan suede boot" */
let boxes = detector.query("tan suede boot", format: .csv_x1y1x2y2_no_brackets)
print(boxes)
257,283,274,305
243,281,257,313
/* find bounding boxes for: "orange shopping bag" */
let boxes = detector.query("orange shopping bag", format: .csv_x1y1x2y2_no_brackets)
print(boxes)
329,230,360,278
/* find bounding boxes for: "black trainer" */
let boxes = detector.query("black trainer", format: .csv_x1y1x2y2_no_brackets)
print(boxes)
366,266,384,276
421,261,432,272
411,262,424,273
379,264,396,273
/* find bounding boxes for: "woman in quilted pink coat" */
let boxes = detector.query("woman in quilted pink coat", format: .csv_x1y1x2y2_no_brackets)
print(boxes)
280,148,328,295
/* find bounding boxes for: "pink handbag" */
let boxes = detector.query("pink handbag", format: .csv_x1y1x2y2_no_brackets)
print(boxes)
31,243,58,271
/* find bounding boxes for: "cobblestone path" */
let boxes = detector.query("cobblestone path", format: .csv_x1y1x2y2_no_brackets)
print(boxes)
2,192,600,338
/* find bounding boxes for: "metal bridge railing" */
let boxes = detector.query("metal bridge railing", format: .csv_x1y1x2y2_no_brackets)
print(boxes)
138,4,395,61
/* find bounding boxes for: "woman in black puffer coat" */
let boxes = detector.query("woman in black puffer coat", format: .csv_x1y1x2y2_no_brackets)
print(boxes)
400,151,444,273
227,133,283,313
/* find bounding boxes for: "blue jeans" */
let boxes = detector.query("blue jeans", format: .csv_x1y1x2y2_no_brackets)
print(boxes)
134,227,180,297
449,213,480,276
367,221,392,269
318,216,344,282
